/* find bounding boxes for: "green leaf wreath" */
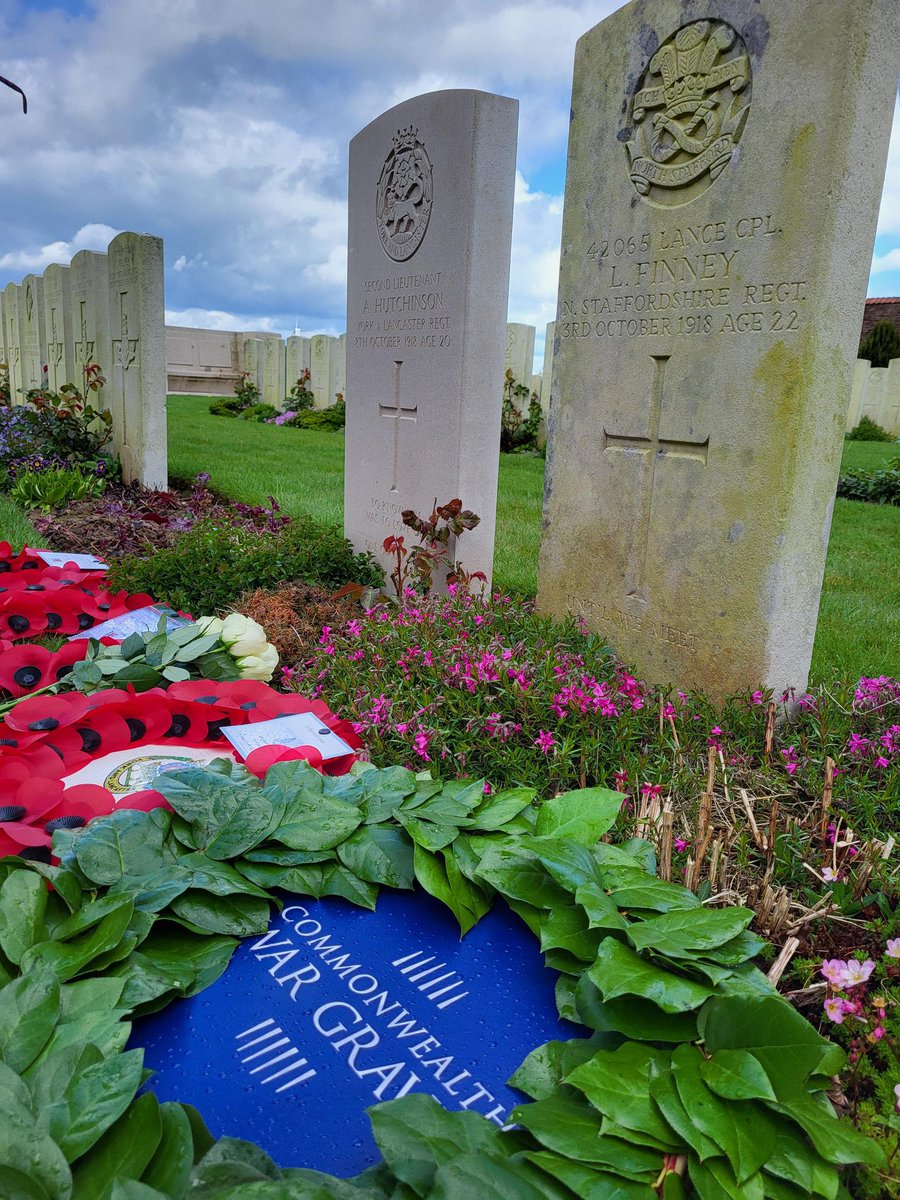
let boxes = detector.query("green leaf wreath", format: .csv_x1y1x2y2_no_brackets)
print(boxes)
0,759,880,1199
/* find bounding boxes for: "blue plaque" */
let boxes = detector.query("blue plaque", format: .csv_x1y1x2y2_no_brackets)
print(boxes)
132,888,573,1174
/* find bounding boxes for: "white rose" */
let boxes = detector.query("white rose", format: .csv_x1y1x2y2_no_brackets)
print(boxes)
194,615,224,636
220,613,268,658
235,643,279,681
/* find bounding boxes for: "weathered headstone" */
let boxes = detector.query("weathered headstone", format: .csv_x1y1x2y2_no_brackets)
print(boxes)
335,332,347,399
309,334,337,409
345,90,518,585
539,320,556,416
43,264,75,394
262,333,286,408
538,0,900,697
3,285,22,404
285,335,311,395
106,232,167,489
68,250,111,387
132,888,572,1174
505,322,535,392
19,275,47,392
242,336,266,399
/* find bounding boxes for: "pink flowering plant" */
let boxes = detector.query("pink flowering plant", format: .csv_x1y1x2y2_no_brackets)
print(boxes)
817,942,900,1194
286,590,899,848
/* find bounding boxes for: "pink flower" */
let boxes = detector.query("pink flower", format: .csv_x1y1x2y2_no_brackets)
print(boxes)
780,746,798,776
674,838,691,853
613,769,628,790
885,938,900,959
821,959,849,986
640,783,663,799
842,959,876,988
534,730,556,754
483,781,492,796
750,690,764,705
318,626,332,644
821,866,841,883
413,731,431,761
824,997,845,1024
346,619,363,637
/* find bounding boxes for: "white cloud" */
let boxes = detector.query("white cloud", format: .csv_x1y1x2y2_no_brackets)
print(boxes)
164,308,280,333
0,223,120,273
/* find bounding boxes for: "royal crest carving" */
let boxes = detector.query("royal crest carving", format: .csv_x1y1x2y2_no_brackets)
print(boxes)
376,126,433,261
624,19,751,206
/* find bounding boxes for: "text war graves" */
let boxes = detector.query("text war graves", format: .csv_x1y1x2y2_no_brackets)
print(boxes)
344,89,518,586
132,888,570,1175
538,0,900,696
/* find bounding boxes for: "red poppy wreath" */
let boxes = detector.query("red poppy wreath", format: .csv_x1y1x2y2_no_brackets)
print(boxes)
0,680,363,860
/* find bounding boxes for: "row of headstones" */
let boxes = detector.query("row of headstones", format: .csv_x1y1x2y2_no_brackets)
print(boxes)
241,333,347,410
166,321,556,413
0,232,167,489
848,356,900,435
343,0,899,700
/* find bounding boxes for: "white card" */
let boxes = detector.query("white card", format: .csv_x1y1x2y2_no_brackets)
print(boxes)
30,549,108,570
68,604,192,642
222,713,354,762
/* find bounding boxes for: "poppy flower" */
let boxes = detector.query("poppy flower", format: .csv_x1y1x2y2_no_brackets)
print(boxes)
0,681,360,859
0,640,90,698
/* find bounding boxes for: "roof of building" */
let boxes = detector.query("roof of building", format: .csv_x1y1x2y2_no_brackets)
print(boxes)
861,297,900,340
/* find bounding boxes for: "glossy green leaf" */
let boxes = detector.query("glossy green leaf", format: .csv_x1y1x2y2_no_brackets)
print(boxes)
71,1091,162,1200
522,1151,658,1198
337,825,415,889
0,869,48,965
0,971,60,1072
699,1049,777,1102
628,908,753,956
566,1043,678,1147
589,938,713,1012
534,787,622,845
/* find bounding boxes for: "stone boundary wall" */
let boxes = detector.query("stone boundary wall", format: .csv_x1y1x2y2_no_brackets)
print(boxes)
1,232,167,489
846,357,900,435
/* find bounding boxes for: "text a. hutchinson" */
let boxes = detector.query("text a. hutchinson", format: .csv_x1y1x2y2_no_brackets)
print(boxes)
244,905,509,1124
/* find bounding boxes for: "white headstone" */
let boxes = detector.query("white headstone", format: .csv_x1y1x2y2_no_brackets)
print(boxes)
262,334,286,408
505,322,535,391
846,357,868,432
19,275,47,393
68,250,111,385
884,358,900,435
335,332,347,400
540,320,556,416
309,334,337,409
241,337,266,399
106,232,167,489
3,284,22,404
285,335,311,397
43,264,75,394
344,89,518,586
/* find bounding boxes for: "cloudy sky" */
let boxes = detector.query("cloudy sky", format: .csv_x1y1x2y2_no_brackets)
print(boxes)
0,0,898,372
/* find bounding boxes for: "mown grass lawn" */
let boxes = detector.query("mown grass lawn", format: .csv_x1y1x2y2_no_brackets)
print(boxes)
0,493,41,550
105,394,900,681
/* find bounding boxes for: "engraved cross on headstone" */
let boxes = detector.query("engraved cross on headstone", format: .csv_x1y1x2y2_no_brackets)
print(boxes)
379,359,418,492
112,292,139,442
47,308,64,371
602,355,709,602
74,302,95,366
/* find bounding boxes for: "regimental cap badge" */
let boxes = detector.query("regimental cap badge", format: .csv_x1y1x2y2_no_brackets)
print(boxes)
624,19,752,207
376,125,434,262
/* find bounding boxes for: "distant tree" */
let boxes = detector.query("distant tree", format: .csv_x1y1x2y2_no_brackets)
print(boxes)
859,319,900,367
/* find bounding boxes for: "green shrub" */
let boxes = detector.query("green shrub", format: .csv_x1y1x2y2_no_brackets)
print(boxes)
240,402,279,422
859,319,900,367
500,370,543,453
10,465,106,512
286,398,346,430
836,461,900,505
846,415,895,442
107,513,382,614
208,397,245,417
